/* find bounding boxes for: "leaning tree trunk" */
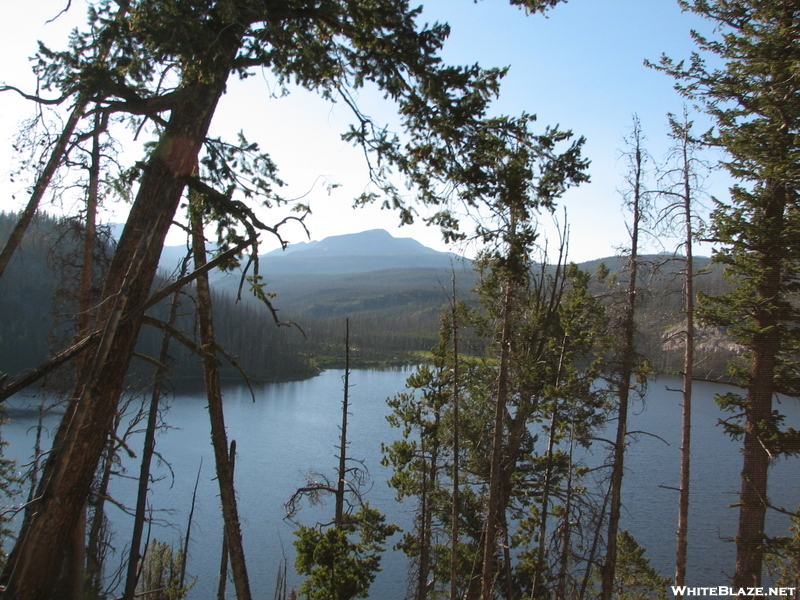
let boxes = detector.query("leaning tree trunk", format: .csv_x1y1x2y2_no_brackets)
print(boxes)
190,198,253,600
0,99,85,280
0,32,242,598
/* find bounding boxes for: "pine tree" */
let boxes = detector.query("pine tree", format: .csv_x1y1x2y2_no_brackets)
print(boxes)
653,1,800,587
655,109,708,595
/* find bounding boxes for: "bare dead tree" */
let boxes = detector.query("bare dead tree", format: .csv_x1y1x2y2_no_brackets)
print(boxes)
190,195,253,600
600,116,650,600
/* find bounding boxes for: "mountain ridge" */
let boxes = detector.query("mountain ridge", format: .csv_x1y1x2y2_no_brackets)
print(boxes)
160,228,712,276
160,228,465,276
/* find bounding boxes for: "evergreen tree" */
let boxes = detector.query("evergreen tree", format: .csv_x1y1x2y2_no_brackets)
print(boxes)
383,328,461,600
2,2,567,595
596,531,669,600
653,1,800,587
385,254,610,599
293,505,398,600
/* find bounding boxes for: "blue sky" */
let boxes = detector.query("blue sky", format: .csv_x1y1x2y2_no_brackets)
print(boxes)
0,0,726,261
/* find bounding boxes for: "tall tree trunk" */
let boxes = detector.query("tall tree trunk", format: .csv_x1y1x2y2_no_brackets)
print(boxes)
579,483,611,600
1,39,240,596
555,423,576,600
335,319,351,528
66,112,102,600
417,447,430,600
600,122,643,600
180,460,203,591
191,198,253,600
417,402,440,600
732,184,784,589
533,341,567,597
450,275,461,600
674,117,695,596
734,311,778,590
85,426,116,594
218,440,237,600
481,273,515,600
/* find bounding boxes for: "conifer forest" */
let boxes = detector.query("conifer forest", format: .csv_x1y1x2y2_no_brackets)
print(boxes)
0,1,798,599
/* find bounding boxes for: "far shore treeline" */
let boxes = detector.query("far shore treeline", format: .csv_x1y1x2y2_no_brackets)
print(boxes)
0,211,735,389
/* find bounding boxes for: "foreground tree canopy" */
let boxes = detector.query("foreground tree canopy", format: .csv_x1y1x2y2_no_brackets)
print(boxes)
655,0,800,589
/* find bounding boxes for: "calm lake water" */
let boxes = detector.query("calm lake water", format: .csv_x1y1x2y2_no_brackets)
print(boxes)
3,369,799,597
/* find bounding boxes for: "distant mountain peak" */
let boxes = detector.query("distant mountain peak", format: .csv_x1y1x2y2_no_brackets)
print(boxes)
249,228,462,275
161,228,465,275
275,229,437,257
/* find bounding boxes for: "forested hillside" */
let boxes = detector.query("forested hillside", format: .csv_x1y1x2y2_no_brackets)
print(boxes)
1,216,737,380
0,212,315,388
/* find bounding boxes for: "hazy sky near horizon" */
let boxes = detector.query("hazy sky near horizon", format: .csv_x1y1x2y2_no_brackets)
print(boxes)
0,0,727,261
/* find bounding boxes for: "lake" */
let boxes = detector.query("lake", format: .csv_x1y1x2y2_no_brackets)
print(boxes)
2,368,799,597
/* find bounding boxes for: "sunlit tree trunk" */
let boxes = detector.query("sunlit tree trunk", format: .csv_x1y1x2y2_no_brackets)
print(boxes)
1,48,239,595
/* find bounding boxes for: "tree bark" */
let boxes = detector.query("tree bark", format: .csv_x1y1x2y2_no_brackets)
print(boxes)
191,197,253,600
600,124,643,600
1,34,240,598
675,118,695,596
732,184,784,590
